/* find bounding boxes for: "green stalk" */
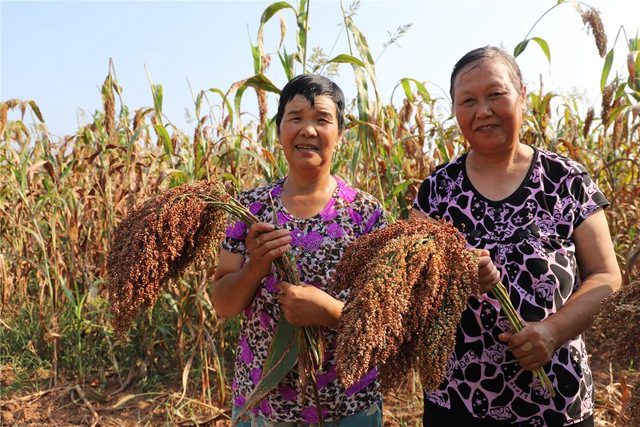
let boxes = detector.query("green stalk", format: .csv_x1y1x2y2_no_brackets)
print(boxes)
493,282,555,397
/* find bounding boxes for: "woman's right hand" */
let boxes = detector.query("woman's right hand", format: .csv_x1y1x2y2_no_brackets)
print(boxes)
474,248,500,294
212,222,291,318
245,222,292,278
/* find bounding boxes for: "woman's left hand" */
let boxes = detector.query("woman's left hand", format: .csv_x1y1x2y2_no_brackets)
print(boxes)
277,281,344,328
498,322,556,370
475,249,501,294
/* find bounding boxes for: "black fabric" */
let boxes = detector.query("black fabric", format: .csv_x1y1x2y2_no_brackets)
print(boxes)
423,399,594,427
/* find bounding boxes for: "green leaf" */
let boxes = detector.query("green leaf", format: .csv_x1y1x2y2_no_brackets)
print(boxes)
513,39,530,58
326,54,365,68
391,179,413,197
153,124,172,156
260,1,295,25
530,37,550,62
400,79,414,102
278,47,298,81
233,85,249,126
600,49,614,93
235,317,299,422
345,17,376,81
514,37,549,62
61,283,76,307
243,74,282,94
203,88,234,126
399,78,430,103
152,84,163,124
28,101,45,123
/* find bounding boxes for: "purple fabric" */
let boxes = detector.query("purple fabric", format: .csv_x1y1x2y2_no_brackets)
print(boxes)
221,176,388,423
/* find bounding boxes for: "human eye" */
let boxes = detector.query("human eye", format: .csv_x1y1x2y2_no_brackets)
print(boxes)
316,113,335,125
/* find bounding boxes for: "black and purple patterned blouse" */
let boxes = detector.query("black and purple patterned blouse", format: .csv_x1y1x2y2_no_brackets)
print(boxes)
413,147,608,425
222,176,387,423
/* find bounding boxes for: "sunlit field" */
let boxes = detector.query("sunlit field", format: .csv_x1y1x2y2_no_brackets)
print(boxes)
1,1,639,426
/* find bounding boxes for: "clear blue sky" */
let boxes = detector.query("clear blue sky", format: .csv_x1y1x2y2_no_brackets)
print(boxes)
2,0,639,138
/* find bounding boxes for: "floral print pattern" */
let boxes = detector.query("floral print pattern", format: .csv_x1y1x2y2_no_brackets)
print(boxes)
222,176,387,423
413,147,608,425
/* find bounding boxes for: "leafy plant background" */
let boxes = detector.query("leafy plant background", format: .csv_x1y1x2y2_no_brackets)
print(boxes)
1,1,639,425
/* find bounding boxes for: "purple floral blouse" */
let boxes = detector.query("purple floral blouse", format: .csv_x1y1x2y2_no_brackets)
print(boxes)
221,176,387,423
413,147,608,425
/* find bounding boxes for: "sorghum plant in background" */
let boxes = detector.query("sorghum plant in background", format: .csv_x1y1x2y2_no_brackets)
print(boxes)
1,0,639,424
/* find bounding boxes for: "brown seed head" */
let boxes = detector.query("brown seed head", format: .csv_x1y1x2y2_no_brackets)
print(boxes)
581,8,608,58
332,218,479,391
583,107,594,139
106,180,230,335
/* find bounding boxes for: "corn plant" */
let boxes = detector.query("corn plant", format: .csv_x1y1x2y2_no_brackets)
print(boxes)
0,0,639,424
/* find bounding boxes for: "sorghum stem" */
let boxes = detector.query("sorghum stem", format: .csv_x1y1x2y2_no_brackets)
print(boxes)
494,282,556,397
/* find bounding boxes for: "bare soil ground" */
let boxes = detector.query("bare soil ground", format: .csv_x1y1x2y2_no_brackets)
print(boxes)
0,327,636,427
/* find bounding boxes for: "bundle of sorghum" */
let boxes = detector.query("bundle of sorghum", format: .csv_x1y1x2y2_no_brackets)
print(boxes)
107,179,324,420
107,180,231,335
596,279,640,424
330,218,479,392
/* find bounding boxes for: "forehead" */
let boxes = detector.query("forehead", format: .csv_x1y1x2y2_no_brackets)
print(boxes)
284,94,337,115
454,59,514,91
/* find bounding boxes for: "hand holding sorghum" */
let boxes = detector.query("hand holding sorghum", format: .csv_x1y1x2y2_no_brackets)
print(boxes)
277,280,344,328
245,222,291,279
499,321,556,371
474,248,501,293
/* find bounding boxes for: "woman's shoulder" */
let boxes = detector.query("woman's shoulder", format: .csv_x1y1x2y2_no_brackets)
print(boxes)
536,147,589,176
236,178,285,201
335,176,383,206
436,153,466,173
420,154,466,187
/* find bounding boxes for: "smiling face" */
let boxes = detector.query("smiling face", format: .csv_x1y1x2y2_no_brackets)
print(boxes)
452,58,526,154
278,94,342,177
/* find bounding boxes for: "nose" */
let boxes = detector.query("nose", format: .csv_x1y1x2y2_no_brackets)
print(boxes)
299,121,318,137
475,99,494,118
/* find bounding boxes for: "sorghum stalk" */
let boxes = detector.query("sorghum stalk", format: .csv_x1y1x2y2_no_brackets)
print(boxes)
493,282,555,396
189,190,325,425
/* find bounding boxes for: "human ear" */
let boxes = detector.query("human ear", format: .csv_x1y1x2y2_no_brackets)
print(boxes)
520,85,527,111
335,131,344,149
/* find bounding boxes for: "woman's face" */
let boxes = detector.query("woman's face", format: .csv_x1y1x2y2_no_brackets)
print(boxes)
278,94,342,176
452,59,526,154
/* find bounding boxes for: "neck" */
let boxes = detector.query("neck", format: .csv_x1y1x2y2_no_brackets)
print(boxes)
467,143,531,173
280,172,337,219
465,144,534,201
283,171,335,195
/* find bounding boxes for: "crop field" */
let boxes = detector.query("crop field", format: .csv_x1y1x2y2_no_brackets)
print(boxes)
1,1,639,426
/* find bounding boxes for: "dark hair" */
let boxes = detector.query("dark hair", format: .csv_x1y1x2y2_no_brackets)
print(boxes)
276,74,346,132
449,46,524,101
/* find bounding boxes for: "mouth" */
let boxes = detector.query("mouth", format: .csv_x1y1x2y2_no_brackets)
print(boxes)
295,144,319,151
476,124,498,132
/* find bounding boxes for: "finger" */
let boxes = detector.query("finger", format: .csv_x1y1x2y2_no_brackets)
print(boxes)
257,228,292,245
277,280,292,294
472,248,490,257
497,331,513,343
248,222,275,237
520,341,533,352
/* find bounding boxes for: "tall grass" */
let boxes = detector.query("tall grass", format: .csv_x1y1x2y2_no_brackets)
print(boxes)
1,0,639,423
